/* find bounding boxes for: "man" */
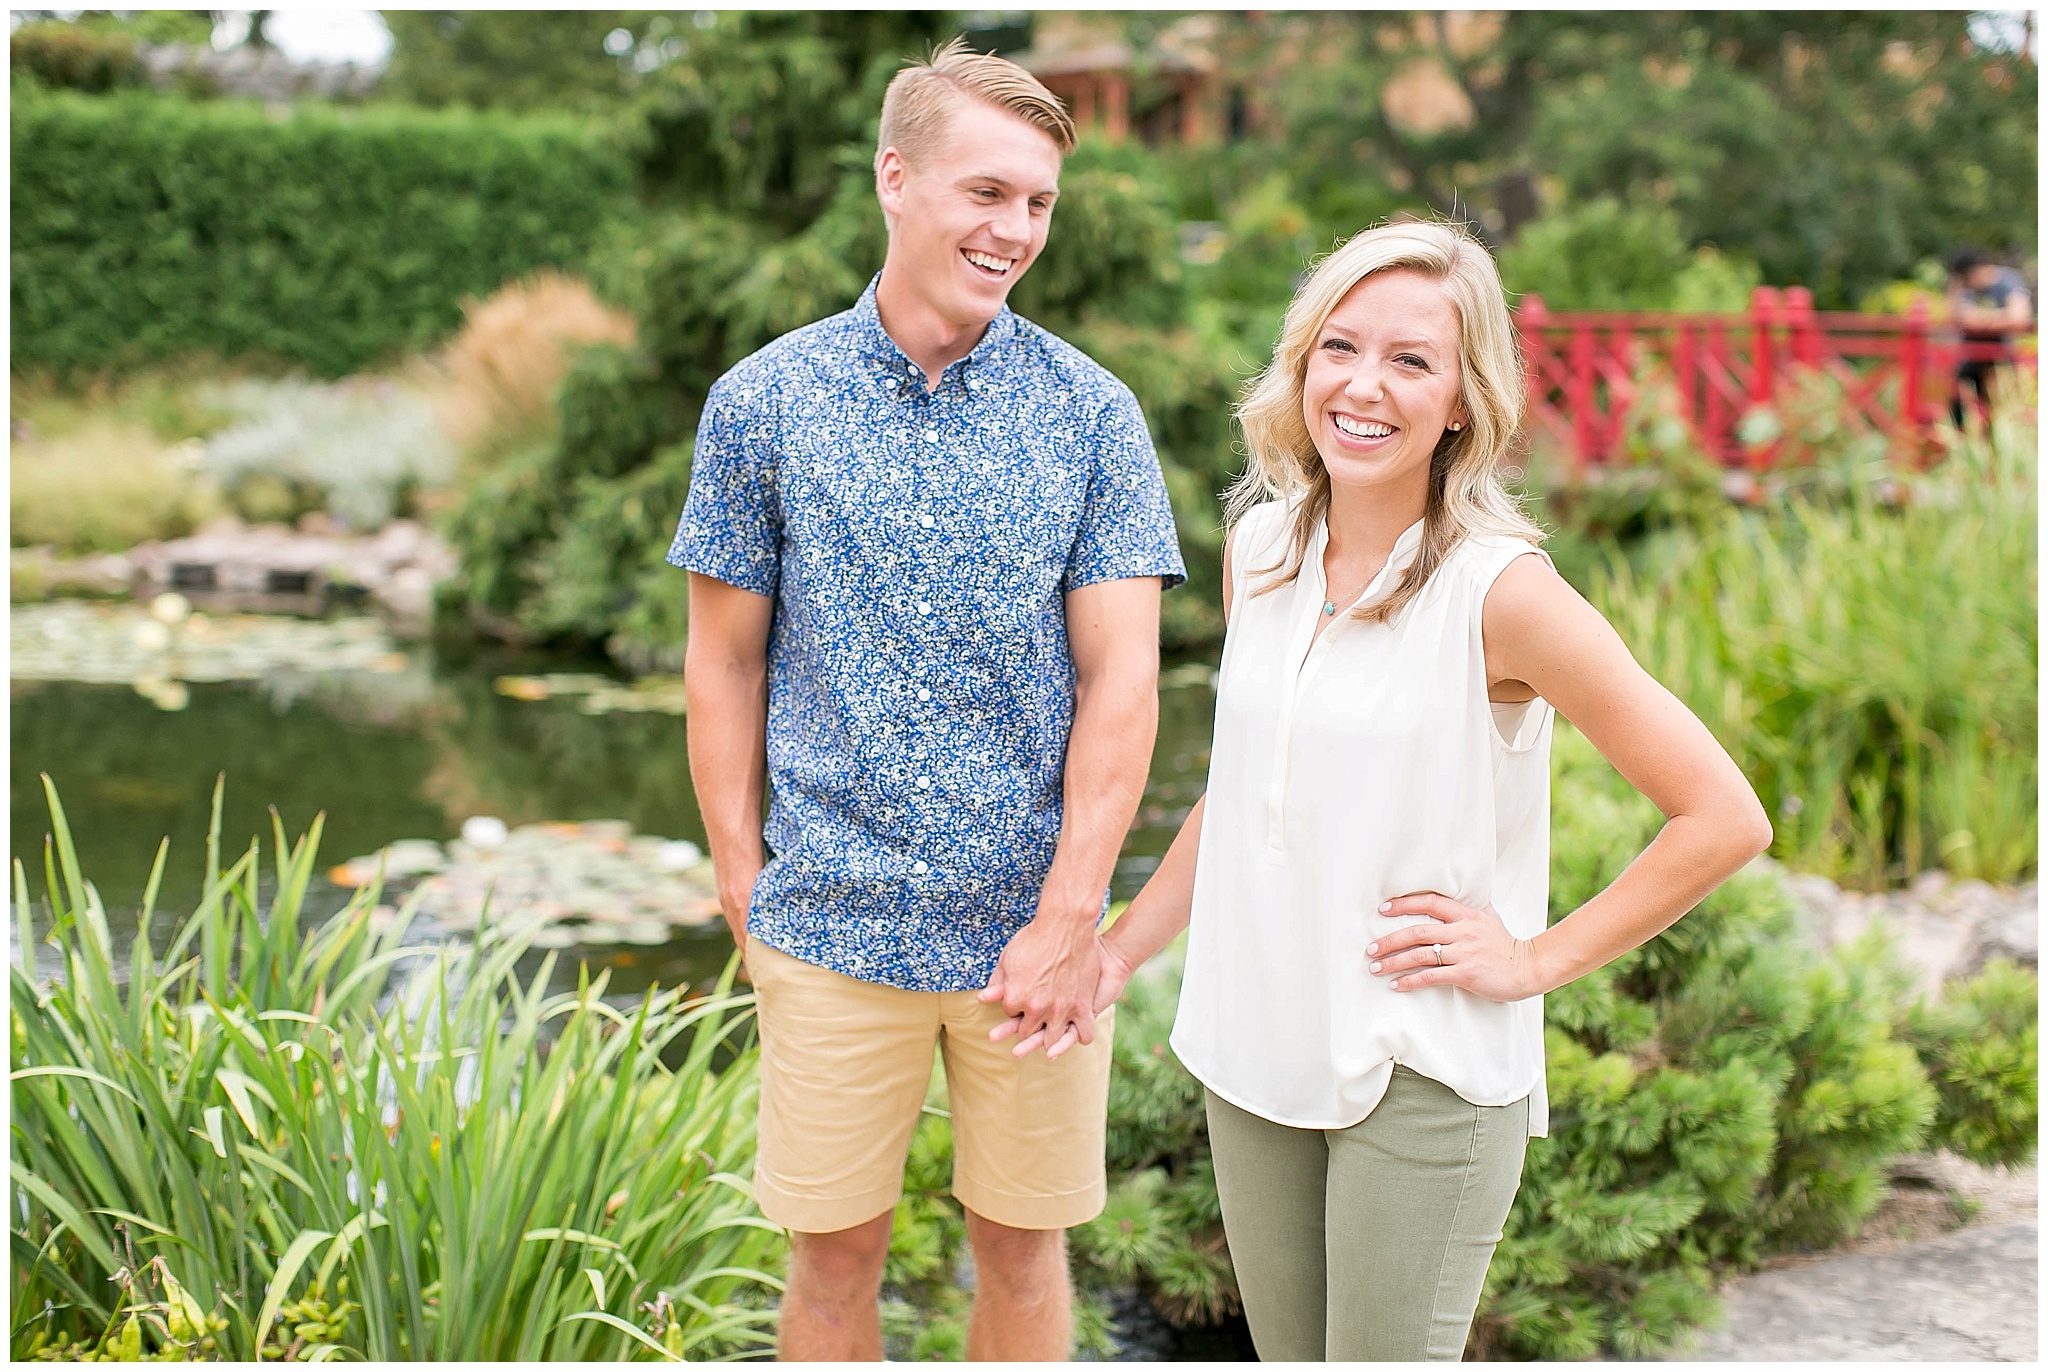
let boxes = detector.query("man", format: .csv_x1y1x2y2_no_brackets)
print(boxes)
1946,246,2034,430
670,38,1185,1362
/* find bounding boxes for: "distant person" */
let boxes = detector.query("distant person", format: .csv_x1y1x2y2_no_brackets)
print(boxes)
670,38,1184,1363
1946,246,2034,430
1078,220,1772,1361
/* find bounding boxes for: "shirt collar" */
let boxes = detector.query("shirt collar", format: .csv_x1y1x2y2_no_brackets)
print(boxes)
850,274,1018,382
1308,515,1428,606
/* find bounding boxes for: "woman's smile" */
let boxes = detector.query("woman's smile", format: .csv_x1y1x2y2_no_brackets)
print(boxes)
1302,267,1466,494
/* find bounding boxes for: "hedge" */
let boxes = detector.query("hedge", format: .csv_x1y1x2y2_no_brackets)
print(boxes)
10,90,639,377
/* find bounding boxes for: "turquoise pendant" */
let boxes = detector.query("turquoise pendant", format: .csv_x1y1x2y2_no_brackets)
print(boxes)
1322,601,1338,616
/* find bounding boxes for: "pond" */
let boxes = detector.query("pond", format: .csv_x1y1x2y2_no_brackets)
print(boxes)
10,601,1221,1004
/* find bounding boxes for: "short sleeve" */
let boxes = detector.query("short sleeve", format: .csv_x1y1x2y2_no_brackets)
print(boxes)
666,379,781,597
1061,388,1188,594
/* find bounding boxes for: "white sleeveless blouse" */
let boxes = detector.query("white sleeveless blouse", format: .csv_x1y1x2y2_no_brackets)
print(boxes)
1171,502,1553,1136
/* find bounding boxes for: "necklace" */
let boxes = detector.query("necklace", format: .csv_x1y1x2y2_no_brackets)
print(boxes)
1322,572,1375,617
1322,541,1385,618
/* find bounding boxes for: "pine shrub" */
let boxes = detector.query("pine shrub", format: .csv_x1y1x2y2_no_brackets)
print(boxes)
1477,726,1935,1357
858,724,1956,1359
1899,958,2040,1168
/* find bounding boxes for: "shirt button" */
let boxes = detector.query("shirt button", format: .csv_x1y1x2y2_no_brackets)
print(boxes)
966,377,982,391
917,601,931,614
923,427,939,443
919,514,935,529
917,688,932,702
911,860,929,875
917,777,932,790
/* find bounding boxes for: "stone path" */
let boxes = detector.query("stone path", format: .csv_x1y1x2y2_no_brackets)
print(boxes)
1669,1161,2038,1362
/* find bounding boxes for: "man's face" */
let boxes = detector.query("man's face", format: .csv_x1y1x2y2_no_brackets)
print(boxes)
876,96,1062,329
1968,262,2004,291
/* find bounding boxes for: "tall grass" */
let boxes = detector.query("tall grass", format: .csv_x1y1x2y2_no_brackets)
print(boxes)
11,778,781,1361
10,420,222,554
1592,414,2036,887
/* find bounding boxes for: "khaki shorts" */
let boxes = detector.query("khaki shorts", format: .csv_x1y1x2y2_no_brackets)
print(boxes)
746,939,1114,1234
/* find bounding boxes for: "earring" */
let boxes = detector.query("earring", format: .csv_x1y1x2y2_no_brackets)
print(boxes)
1448,421,1465,431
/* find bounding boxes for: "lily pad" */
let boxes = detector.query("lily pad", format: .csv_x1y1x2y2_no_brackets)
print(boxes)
330,818,725,946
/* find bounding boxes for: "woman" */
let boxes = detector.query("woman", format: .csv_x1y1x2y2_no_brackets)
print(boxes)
1057,220,1770,1359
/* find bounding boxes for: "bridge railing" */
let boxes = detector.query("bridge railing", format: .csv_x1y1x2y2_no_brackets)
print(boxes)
1516,287,2038,470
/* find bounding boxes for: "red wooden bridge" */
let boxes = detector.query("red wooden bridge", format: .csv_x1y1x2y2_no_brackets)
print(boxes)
1515,287,2038,470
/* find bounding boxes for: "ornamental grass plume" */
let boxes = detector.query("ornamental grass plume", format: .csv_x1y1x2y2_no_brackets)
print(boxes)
11,778,781,1362
431,271,637,479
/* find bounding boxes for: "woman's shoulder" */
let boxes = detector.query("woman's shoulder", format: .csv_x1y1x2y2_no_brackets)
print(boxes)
1228,500,1293,561
1453,530,1551,583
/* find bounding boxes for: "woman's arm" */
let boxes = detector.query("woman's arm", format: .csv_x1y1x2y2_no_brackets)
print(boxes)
1095,794,1208,1009
1369,552,1773,1000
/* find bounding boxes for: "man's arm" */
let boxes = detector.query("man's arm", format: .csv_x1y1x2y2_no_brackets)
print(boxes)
684,572,774,950
1956,283,2034,335
980,575,1162,1055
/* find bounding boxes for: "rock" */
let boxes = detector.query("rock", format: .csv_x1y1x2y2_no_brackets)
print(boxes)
1778,860,2038,1000
1965,886,2040,975
1673,1221,2037,1361
125,517,454,626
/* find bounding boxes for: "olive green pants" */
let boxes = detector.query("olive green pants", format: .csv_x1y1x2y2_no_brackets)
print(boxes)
1206,1068,1530,1361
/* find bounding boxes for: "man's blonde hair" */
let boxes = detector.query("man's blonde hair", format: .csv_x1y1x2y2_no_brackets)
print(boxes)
1227,219,1542,624
876,36,1076,172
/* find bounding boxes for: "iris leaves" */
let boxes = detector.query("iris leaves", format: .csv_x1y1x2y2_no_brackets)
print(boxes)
10,777,782,1360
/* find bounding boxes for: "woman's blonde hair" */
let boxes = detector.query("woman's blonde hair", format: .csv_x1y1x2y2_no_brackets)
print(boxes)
1226,218,1541,623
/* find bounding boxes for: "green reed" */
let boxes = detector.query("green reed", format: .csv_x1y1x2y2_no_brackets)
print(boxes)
11,777,782,1361
1591,414,2037,887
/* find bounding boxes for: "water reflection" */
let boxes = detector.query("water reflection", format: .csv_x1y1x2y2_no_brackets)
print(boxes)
11,620,1221,1000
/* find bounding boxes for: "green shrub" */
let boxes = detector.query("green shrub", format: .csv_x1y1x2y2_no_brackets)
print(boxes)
436,442,566,629
868,726,1945,1360
9,21,145,94
11,780,780,1361
438,136,1237,667
1900,959,2040,1168
1500,197,1762,312
1477,727,1933,1357
10,90,637,378
9,419,222,553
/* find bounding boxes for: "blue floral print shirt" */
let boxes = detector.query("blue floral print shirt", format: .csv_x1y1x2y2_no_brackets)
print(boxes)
668,277,1186,992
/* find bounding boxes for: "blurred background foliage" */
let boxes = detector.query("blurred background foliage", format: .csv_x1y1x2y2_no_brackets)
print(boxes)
9,7,2037,875
8,10,2038,1362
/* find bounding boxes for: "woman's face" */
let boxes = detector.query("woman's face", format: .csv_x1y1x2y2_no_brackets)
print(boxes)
1301,269,1467,500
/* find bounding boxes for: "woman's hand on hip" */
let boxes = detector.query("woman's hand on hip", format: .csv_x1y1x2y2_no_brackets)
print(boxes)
1366,892,1545,1001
